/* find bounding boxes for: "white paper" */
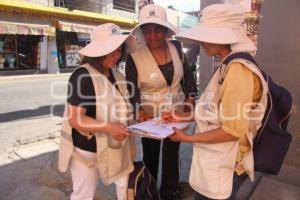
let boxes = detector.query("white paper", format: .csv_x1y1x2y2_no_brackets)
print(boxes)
128,118,191,139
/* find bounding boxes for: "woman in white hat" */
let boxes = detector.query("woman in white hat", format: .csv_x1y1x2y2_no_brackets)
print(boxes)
58,23,136,200
125,4,197,200
164,4,268,200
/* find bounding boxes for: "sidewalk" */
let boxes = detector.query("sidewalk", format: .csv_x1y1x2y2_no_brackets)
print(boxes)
0,134,196,200
1,133,300,200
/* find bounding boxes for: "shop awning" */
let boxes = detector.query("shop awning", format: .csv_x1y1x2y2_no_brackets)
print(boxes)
0,21,55,36
55,20,96,34
55,20,132,35
0,12,55,36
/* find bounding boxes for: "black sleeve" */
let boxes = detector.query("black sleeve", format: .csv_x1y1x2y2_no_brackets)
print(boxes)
171,40,198,98
181,62,198,99
125,54,141,110
171,40,183,60
67,68,95,109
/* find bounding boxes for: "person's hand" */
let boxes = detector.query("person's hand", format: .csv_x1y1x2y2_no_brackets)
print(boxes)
106,122,131,141
161,111,181,123
169,127,189,142
184,97,195,112
137,109,152,122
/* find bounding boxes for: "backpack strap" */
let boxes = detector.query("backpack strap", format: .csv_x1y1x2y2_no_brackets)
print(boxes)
219,52,267,85
220,52,272,144
170,39,191,99
222,52,258,66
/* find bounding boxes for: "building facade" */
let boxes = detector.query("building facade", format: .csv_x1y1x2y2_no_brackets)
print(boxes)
64,0,137,19
0,0,137,75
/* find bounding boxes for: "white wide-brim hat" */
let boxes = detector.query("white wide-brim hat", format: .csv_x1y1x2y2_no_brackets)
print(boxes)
79,23,135,57
131,4,178,38
176,4,256,52
176,23,239,45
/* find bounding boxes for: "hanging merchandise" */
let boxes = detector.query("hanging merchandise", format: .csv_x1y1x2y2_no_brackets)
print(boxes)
65,45,80,68
224,0,252,12
244,0,264,47
251,0,263,14
244,18,259,47
0,54,4,69
0,35,17,70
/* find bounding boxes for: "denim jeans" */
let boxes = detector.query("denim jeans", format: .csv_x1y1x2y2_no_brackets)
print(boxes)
195,173,248,200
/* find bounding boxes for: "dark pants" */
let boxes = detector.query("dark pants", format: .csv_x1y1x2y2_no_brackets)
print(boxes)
141,137,180,196
195,173,248,200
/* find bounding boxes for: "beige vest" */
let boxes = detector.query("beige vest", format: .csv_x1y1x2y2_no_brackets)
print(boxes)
190,52,268,199
131,40,185,117
58,64,135,185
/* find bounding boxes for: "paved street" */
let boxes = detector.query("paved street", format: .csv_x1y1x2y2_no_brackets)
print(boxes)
0,76,69,153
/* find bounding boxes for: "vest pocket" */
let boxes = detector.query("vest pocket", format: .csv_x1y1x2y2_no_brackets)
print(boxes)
219,167,235,196
102,144,131,177
190,147,221,194
58,136,74,172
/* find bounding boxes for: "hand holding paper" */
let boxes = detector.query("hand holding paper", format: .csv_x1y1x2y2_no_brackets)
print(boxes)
169,127,190,142
128,118,191,140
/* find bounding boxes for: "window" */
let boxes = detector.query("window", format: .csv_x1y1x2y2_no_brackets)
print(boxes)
113,0,135,13
54,0,65,7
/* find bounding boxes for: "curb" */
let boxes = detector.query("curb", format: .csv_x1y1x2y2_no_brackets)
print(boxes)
0,137,59,167
0,73,71,82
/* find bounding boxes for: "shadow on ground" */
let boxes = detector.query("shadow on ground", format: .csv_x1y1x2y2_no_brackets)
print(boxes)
0,104,65,123
0,150,115,200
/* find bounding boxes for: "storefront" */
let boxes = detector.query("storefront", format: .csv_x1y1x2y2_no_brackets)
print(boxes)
0,13,55,72
54,20,132,69
0,34,41,70
54,20,95,69
0,0,136,75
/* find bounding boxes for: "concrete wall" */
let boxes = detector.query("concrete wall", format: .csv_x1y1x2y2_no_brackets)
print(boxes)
65,0,104,13
24,0,138,20
105,0,138,20
256,0,300,167
25,0,54,6
64,0,138,20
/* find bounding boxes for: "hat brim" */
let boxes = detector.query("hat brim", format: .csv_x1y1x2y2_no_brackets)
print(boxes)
175,23,239,45
79,34,130,57
131,18,178,38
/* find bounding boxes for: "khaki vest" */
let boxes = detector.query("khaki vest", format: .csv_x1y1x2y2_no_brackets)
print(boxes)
58,64,135,185
131,40,185,117
190,52,268,199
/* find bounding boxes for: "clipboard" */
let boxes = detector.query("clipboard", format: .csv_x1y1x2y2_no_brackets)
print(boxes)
128,118,192,140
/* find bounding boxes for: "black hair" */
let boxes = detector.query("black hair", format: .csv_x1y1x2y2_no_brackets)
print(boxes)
140,23,168,34
80,44,126,73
